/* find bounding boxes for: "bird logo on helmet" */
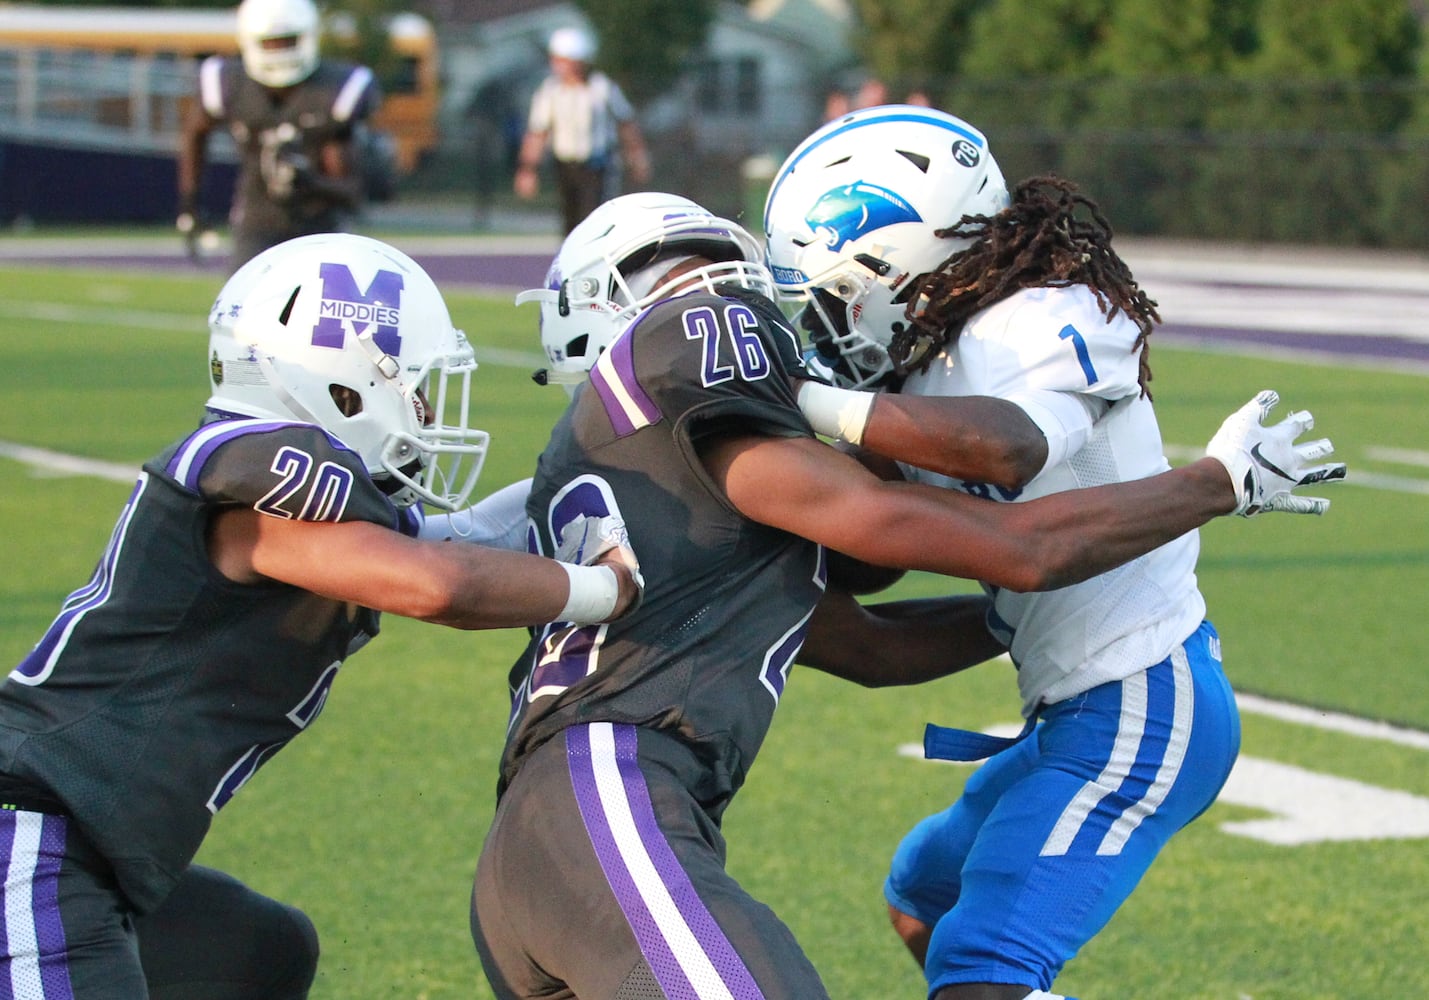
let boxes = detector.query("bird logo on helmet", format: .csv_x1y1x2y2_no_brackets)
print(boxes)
806,183,924,253
763,104,1011,389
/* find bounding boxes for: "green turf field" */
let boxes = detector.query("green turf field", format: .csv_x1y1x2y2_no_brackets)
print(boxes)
1,262,1425,998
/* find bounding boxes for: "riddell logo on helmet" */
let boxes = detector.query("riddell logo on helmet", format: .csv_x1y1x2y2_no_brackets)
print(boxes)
806,183,922,251
311,263,405,355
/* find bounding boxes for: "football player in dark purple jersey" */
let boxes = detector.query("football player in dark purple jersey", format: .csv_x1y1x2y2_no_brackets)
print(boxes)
177,0,380,273
0,234,641,999
470,192,1342,1000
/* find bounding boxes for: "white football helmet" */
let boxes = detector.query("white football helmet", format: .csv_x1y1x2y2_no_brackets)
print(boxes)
763,105,1011,388
237,0,320,88
206,233,489,511
517,191,775,391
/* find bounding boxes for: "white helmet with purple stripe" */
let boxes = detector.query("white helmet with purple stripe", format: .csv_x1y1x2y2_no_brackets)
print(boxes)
763,105,1010,388
518,191,775,392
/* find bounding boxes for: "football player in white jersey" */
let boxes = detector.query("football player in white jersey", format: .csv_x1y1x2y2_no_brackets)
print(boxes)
764,106,1346,1000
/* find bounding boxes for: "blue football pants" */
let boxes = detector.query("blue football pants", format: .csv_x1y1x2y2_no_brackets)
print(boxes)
886,621,1240,994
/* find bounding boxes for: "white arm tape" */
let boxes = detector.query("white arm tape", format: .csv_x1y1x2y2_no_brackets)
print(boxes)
796,380,875,445
558,562,621,625
1005,390,1105,479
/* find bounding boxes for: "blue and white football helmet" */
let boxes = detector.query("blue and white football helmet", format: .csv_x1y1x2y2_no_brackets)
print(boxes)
206,233,489,511
763,105,1011,388
518,191,775,391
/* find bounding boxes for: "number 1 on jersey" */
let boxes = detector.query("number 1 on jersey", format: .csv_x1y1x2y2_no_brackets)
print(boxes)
1058,324,1099,386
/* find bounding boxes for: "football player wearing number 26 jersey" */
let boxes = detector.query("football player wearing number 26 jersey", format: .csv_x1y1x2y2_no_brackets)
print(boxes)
469,191,1344,999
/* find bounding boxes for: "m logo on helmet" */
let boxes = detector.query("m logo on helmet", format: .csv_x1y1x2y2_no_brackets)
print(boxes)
806,183,922,251
312,263,404,355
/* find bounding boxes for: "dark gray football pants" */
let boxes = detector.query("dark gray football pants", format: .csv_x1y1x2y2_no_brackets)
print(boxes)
0,807,316,1000
471,722,831,1000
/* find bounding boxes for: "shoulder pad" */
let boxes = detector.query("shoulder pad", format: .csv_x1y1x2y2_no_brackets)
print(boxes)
163,419,400,527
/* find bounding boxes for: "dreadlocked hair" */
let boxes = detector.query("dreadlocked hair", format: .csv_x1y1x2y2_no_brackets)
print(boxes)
894,174,1160,397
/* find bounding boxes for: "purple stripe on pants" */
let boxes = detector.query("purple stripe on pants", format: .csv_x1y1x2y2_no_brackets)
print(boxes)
566,723,765,999
33,815,74,1000
0,811,75,999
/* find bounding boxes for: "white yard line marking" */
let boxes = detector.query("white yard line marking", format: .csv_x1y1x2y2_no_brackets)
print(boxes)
1235,692,1429,752
1214,758,1429,845
0,300,198,332
0,300,547,370
0,441,138,482
1366,446,1429,468
1163,444,1429,495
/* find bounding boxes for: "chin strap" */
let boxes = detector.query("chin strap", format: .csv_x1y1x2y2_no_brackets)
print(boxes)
355,329,401,380
257,356,324,426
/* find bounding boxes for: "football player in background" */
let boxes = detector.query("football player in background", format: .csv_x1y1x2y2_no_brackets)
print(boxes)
0,234,641,999
763,105,1345,1000
468,192,1342,999
177,0,380,273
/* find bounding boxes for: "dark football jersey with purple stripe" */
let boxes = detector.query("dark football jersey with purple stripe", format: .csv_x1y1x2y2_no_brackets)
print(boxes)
500,290,824,813
0,418,415,913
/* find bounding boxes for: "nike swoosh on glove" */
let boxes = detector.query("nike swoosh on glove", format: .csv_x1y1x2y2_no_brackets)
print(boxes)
1205,389,1348,516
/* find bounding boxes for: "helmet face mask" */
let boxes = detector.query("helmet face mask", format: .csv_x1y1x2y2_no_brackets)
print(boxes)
518,192,776,393
237,0,320,88
207,233,489,511
763,104,1011,388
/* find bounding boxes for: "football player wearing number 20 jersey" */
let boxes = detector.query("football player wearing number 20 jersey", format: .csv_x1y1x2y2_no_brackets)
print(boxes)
0,233,641,999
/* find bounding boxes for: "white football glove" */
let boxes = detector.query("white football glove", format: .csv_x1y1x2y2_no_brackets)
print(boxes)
555,514,645,609
1205,390,1347,516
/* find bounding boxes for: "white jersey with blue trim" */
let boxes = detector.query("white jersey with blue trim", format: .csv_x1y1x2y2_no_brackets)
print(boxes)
900,284,1206,715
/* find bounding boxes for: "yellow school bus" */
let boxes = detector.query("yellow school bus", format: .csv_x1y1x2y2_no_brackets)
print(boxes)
0,3,440,173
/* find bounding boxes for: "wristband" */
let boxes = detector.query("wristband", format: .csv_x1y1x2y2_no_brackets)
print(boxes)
796,379,875,445
558,562,621,624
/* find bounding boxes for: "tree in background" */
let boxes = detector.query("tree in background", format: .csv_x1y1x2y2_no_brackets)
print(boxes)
851,0,1428,246
847,0,986,97
1196,0,1421,243
573,0,716,106
322,0,411,93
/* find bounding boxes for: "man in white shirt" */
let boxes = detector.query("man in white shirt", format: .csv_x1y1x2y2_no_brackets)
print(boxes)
513,27,652,234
